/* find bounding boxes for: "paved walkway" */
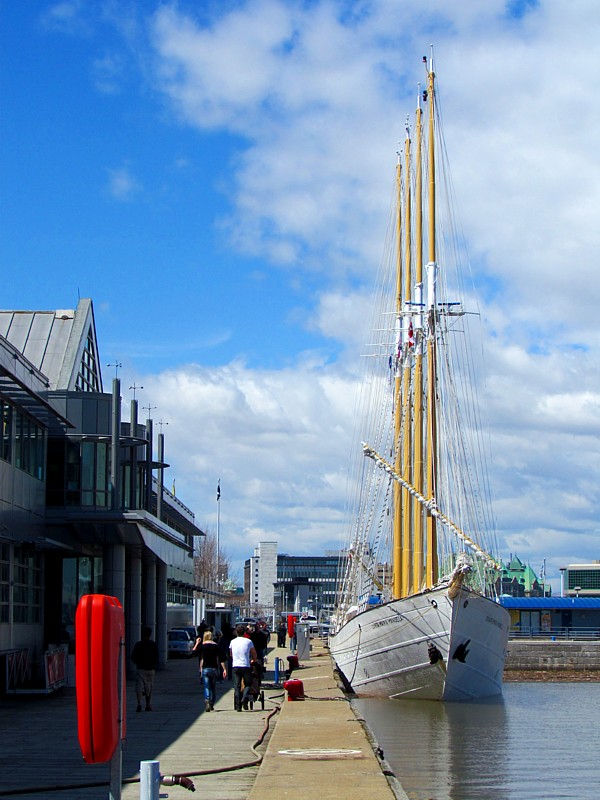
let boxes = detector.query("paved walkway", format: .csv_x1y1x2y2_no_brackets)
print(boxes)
0,641,405,800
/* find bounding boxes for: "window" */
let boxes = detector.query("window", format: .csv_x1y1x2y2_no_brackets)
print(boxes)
62,557,103,640
14,410,44,480
75,329,100,392
13,546,42,624
568,569,600,591
49,438,109,509
1,400,12,463
0,544,9,623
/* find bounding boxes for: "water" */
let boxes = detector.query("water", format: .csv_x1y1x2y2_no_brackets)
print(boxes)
353,682,600,800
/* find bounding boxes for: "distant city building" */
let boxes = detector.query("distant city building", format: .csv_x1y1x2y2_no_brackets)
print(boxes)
560,562,600,597
497,554,549,597
246,542,278,609
244,542,346,619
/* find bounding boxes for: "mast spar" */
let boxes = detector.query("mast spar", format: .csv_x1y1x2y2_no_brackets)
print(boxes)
424,50,439,589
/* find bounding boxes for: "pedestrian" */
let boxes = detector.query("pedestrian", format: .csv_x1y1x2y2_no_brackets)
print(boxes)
131,626,159,712
199,631,227,712
230,623,257,711
192,626,203,664
277,619,287,648
250,622,269,662
219,621,234,680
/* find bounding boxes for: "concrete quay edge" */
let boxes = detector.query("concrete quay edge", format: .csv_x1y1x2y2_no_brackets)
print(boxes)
250,641,408,800
0,640,408,800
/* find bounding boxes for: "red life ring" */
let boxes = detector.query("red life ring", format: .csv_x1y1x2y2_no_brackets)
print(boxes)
75,594,126,763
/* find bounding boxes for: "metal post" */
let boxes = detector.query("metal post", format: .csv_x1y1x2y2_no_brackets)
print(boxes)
130,398,138,509
145,418,153,512
110,378,121,511
140,760,160,800
109,637,125,800
156,433,164,522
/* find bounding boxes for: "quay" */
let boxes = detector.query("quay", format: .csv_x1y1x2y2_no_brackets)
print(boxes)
0,640,405,800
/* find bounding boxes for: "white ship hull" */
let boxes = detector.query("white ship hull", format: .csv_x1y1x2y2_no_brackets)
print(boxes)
329,587,509,701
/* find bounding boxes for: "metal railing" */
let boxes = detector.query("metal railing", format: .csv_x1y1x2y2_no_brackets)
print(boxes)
509,626,600,641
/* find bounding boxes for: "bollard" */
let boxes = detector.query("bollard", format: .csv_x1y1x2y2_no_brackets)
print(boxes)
283,678,305,701
140,760,160,800
274,657,284,684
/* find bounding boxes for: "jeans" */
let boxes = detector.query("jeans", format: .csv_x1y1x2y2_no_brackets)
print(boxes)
202,667,219,705
232,666,252,709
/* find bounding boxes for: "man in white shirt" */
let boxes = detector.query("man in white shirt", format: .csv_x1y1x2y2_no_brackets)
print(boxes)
229,625,257,711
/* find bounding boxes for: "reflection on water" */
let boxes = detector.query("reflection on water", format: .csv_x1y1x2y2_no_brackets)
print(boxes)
353,683,600,800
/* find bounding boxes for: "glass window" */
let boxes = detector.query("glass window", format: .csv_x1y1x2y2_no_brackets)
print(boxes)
13,546,42,624
0,544,9,623
13,410,44,480
1,401,12,463
95,442,108,507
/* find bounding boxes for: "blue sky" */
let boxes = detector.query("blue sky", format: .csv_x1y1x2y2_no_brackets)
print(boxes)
3,0,600,590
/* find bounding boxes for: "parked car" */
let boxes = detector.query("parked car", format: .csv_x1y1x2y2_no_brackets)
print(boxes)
167,629,194,658
178,626,199,643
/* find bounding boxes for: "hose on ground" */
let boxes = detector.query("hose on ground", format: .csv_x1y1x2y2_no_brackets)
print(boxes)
0,703,281,797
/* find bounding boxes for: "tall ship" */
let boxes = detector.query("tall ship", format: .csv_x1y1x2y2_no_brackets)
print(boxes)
329,52,510,702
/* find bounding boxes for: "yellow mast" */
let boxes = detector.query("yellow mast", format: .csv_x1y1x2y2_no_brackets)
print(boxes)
392,154,403,599
411,89,425,595
425,56,439,588
399,131,412,599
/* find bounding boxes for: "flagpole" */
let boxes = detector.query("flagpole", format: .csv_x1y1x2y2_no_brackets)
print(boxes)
216,480,221,588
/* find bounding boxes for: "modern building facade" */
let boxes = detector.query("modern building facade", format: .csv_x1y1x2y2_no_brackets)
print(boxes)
246,542,278,610
559,562,600,597
1,300,204,691
244,541,345,620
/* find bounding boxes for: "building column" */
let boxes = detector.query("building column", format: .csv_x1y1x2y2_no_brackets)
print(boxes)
103,544,125,607
156,561,168,667
144,558,157,632
127,551,142,657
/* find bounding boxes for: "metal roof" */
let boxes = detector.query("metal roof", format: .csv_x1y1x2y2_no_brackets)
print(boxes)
0,333,72,428
499,597,600,609
0,299,102,391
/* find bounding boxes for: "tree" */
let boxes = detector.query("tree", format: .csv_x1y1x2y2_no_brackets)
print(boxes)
194,528,236,596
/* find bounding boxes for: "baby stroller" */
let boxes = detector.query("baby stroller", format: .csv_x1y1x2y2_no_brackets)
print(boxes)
247,659,265,710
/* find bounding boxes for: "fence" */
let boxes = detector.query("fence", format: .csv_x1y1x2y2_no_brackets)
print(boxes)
509,626,600,640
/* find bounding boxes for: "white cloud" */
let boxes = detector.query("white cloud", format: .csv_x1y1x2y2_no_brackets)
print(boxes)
41,0,89,35
106,164,140,201
117,0,600,582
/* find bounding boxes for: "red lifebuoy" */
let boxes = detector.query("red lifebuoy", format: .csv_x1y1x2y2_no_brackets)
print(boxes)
75,594,126,763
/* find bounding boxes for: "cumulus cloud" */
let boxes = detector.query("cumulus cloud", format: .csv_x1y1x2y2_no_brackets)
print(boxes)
113,0,600,587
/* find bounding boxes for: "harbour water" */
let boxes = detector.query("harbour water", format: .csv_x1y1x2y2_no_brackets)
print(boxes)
353,682,600,800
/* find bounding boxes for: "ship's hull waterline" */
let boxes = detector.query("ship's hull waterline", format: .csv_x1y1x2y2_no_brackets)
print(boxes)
329,587,510,701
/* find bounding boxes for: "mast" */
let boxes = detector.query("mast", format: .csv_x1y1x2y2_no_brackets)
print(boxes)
411,85,425,595
392,152,403,599
425,50,439,588
398,130,412,599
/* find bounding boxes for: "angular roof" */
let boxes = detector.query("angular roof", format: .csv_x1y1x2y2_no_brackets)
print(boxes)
0,298,102,392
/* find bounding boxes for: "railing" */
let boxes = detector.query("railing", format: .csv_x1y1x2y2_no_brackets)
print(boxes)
3,648,30,691
509,626,600,641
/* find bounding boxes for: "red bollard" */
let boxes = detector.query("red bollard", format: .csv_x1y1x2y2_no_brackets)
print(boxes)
283,678,305,701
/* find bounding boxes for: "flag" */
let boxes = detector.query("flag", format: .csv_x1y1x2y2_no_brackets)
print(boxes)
216,481,221,502
172,479,176,496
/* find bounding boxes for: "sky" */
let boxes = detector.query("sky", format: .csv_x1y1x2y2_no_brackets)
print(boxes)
2,0,600,592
